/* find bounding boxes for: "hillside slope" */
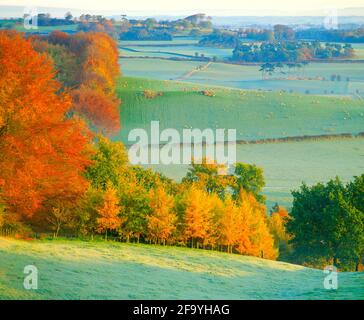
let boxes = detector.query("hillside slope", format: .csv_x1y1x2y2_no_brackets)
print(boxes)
0,238,362,300
116,77,364,144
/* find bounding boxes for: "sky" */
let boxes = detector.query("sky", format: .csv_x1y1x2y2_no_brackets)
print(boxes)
1,0,364,16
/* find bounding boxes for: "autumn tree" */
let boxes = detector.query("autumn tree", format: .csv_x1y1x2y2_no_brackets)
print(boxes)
70,32,121,134
97,184,122,240
32,31,121,134
182,185,215,248
219,196,242,253
147,187,176,244
236,191,277,259
0,31,92,222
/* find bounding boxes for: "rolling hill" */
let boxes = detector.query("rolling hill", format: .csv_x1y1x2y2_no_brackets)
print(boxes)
0,238,362,299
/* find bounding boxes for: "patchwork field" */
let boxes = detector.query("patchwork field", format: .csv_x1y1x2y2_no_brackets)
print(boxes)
119,59,205,80
117,77,364,143
0,238,362,300
145,138,364,208
120,45,232,59
13,24,79,33
121,58,364,96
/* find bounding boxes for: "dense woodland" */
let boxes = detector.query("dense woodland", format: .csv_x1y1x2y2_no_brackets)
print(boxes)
0,28,363,271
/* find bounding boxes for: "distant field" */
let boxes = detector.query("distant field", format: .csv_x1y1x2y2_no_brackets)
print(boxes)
119,38,200,46
349,43,364,60
121,58,364,96
145,138,364,208
117,77,364,143
116,77,364,208
13,24,78,33
119,58,205,80
1,238,362,299
120,44,232,60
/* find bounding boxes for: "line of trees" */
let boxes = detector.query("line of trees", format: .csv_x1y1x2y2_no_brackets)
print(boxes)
244,25,364,43
232,41,354,63
198,29,238,48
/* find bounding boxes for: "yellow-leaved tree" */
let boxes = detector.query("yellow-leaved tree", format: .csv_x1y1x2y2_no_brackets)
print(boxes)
182,185,214,248
237,191,277,260
220,196,243,253
147,186,176,245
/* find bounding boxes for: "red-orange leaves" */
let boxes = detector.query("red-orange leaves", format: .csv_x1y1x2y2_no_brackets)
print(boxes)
0,31,92,219
73,86,120,134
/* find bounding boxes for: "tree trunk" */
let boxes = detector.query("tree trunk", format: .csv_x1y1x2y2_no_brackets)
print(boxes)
333,256,338,266
55,224,60,238
105,230,108,241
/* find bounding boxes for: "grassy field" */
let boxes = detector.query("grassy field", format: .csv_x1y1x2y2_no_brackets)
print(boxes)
116,77,364,208
0,238,363,300
13,24,79,33
117,77,364,143
120,45,232,59
120,59,205,80
146,138,364,208
120,58,364,96
120,38,200,46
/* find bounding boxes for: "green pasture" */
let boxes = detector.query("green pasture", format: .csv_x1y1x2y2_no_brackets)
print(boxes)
120,58,364,96
1,238,362,299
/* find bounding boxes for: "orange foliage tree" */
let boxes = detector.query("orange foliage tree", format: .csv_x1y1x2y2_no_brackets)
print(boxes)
0,30,92,220
64,32,121,134
182,185,215,248
32,31,121,134
236,191,278,259
97,184,122,240
220,196,244,253
146,187,176,244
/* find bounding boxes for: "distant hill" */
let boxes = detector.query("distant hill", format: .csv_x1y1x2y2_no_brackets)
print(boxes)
1,5,364,28
210,15,364,27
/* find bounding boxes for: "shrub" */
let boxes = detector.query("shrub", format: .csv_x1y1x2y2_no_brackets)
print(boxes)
143,89,163,99
201,90,215,97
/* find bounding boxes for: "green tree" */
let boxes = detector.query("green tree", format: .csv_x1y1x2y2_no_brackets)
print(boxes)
345,175,364,271
232,163,266,203
287,177,364,270
182,158,234,199
85,136,129,190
